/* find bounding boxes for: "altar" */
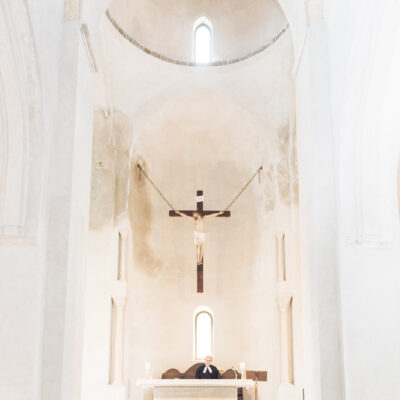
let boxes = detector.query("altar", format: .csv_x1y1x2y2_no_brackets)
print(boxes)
137,379,255,400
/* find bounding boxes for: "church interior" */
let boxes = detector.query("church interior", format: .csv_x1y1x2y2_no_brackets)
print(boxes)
1,1,399,400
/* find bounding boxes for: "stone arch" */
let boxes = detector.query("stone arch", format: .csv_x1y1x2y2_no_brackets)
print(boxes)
0,0,43,240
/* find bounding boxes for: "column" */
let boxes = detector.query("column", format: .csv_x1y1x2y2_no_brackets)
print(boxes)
295,6,345,399
277,296,293,385
109,227,129,397
40,6,96,400
111,296,127,385
118,229,129,281
275,233,287,282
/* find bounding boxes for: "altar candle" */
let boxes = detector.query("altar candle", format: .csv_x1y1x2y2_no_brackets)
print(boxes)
239,362,246,379
145,362,151,379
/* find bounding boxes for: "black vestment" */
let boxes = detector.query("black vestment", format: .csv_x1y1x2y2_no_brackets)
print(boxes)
195,364,220,379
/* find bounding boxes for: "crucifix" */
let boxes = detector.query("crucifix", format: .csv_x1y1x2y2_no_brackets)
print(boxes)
169,190,231,293
136,164,262,294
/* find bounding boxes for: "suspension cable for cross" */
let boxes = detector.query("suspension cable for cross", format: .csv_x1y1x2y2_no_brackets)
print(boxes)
137,164,175,210
221,166,262,212
137,164,262,212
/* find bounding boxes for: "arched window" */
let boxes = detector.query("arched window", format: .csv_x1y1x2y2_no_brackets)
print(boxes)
194,306,213,360
194,18,212,64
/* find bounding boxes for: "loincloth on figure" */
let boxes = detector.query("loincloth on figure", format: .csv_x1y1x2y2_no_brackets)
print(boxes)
194,230,205,246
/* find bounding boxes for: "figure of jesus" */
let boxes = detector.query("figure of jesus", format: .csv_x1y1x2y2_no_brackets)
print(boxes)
175,210,223,265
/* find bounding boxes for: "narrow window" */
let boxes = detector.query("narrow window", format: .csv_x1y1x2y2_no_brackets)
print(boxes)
194,19,212,64
194,306,213,360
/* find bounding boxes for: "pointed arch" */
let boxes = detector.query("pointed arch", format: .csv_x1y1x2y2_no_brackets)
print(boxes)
193,18,212,64
193,306,213,360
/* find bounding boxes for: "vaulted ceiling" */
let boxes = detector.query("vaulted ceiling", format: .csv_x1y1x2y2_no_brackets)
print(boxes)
107,0,288,62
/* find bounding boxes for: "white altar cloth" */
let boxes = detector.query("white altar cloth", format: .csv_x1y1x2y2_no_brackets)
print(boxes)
137,379,254,389
137,379,254,400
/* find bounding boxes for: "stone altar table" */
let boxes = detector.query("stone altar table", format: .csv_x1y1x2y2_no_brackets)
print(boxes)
137,379,255,400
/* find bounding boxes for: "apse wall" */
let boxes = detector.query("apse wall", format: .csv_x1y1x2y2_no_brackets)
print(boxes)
127,90,274,395
125,90,302,400
108,0,287,62
81,6,303,400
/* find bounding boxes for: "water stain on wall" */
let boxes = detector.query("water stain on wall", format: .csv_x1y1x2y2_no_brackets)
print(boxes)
264,164,275,214
276,160,290,206
113,111,133,220
90,109,134,228
89,110,117,229
129,156,164,278
290,127,299,205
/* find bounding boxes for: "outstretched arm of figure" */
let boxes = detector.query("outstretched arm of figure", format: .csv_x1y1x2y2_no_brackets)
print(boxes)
204,211,224,219
175,210,192,219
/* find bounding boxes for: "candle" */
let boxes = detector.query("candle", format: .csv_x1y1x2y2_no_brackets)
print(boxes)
239,362,246,379
145,362,151,379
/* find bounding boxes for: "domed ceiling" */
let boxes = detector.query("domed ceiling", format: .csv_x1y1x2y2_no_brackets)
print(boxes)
107,0,288,63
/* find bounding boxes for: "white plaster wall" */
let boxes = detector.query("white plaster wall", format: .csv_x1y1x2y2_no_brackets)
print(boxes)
0,1,64,400
81,228,119,399
108,0,286,62
0,244,47,400
275,0,307,63
0,0,109,399
324,2,400,399
295,25,344,400
282,0,400,399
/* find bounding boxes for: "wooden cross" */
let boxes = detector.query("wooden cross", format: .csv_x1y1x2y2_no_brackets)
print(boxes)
169,190,230,293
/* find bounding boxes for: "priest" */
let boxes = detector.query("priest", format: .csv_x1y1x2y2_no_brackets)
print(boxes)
195,356,220,379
